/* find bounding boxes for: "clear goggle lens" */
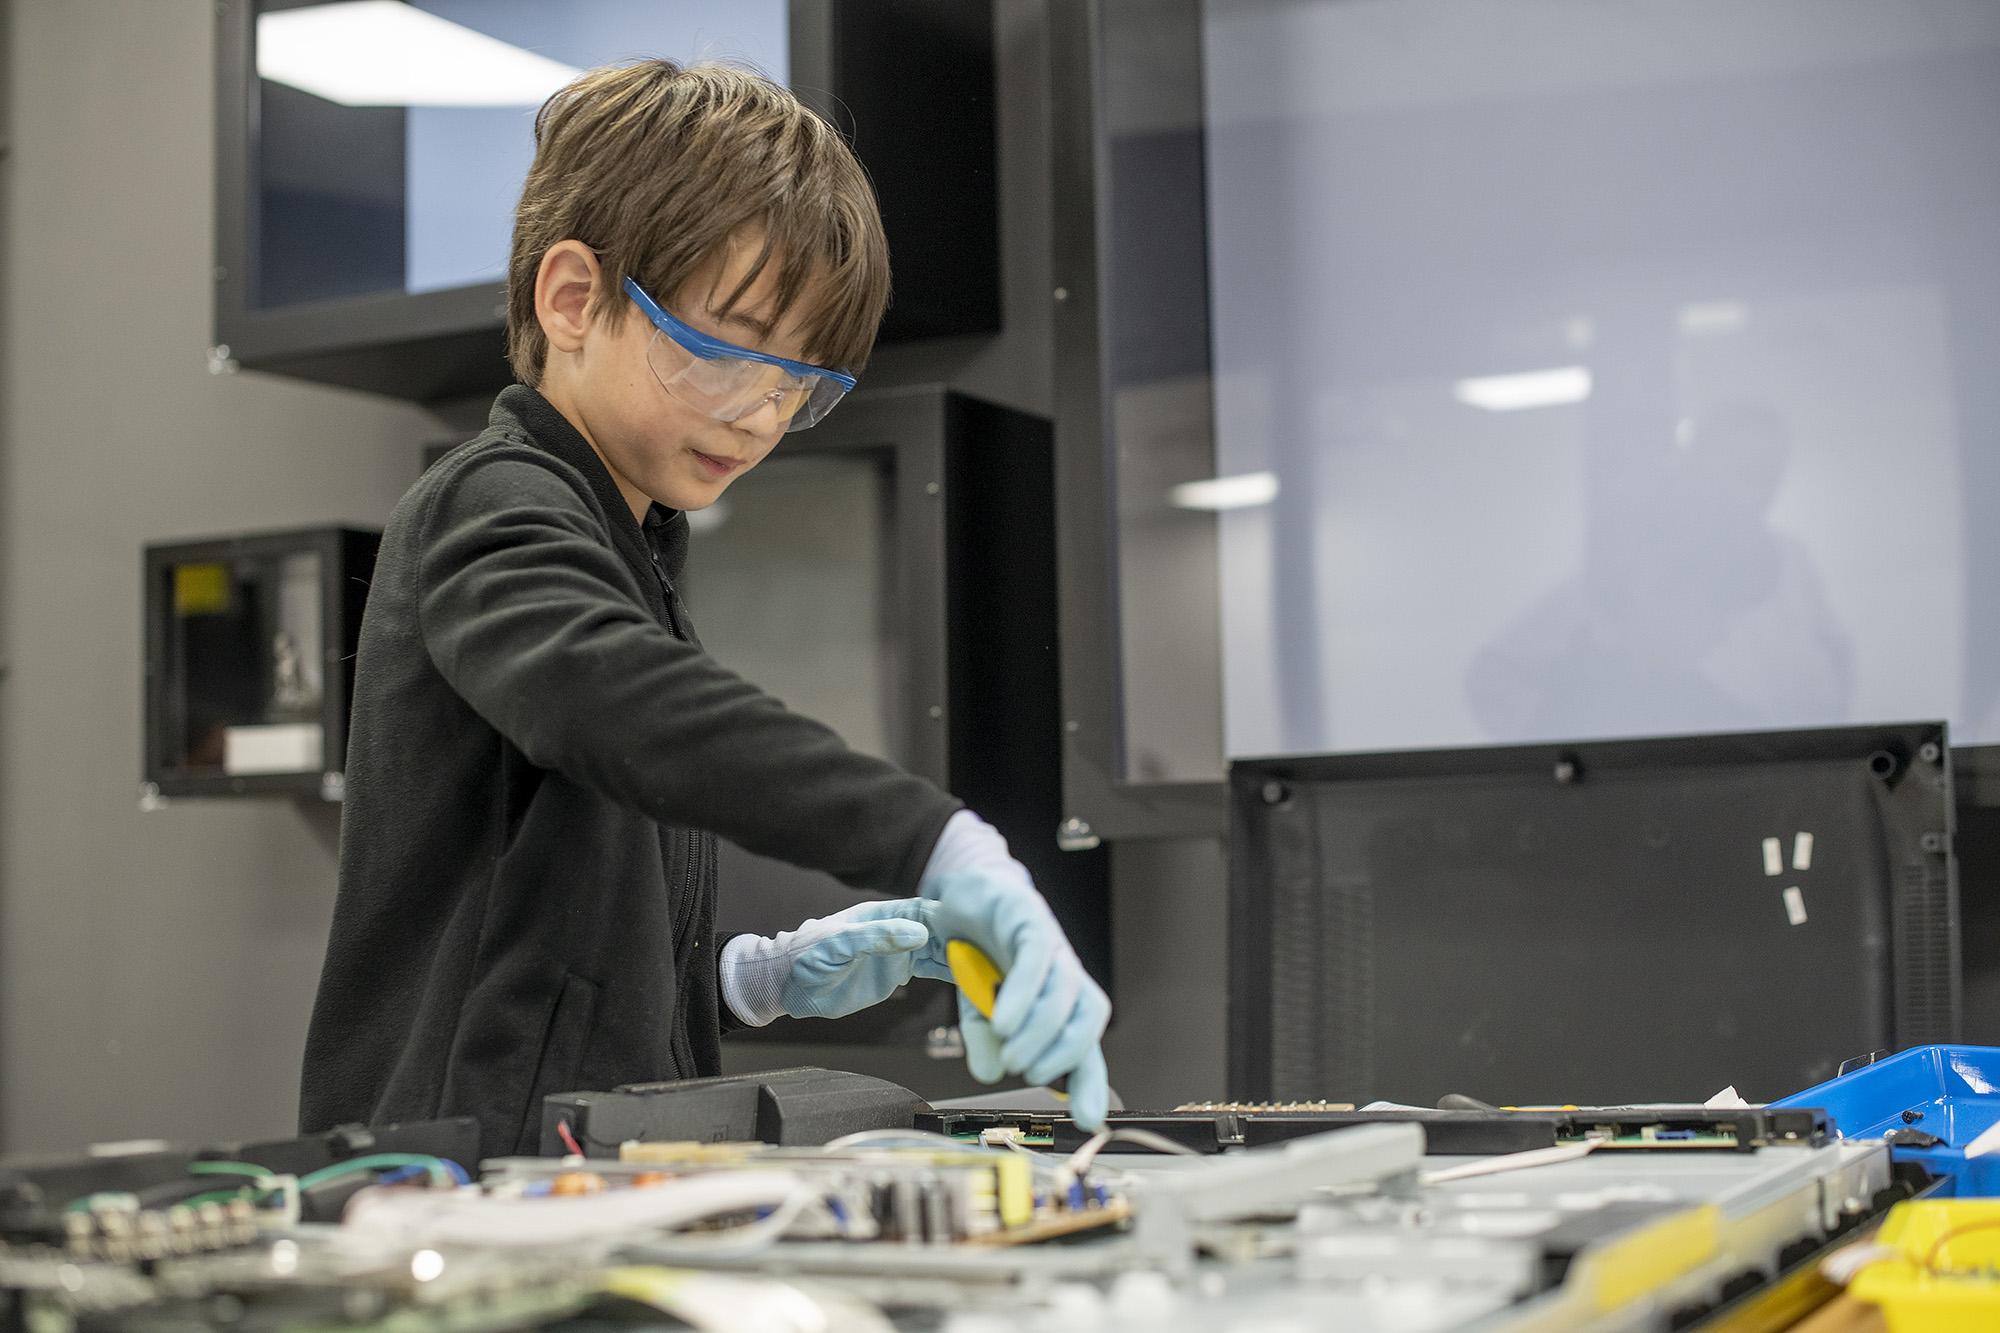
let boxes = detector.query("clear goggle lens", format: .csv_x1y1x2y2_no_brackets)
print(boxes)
646,330,848,433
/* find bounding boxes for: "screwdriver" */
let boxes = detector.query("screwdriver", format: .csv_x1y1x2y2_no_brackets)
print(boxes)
945,940,1070,1098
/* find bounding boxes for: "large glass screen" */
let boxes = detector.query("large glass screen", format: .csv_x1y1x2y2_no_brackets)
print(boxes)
254,0,787,307
1140,0,2000,768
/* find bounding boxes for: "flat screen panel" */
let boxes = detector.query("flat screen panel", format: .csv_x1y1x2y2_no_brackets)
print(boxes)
682,452,898,766
252,0,787,309
1109,1,2000,772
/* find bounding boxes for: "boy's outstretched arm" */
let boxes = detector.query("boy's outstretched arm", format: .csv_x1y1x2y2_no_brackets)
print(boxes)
418,451,952,891
417,450,1111,1123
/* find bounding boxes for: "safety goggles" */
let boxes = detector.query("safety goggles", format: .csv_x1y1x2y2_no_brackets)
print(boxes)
623,277,856,433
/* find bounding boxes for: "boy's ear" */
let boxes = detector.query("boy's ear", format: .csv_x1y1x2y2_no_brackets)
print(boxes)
535,240,602,356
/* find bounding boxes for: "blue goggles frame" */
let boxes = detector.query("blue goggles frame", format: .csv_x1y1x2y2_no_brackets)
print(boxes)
622,277,857,393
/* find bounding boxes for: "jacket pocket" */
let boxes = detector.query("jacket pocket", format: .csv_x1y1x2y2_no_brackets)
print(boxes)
514,969,599,1154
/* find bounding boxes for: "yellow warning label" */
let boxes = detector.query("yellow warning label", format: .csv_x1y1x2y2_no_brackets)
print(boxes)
173,563,231,616
1590,1204,1718,1311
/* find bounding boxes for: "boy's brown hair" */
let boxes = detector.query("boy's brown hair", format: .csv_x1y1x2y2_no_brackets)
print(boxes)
507,61,889,386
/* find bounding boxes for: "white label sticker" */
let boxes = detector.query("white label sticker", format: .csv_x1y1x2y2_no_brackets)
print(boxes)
1762,837,1783,876
1783,886,1808,926
1793,831,1814,871
223,722,324,775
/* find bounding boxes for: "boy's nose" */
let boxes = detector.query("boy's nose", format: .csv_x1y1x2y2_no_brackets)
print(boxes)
730,395,787,439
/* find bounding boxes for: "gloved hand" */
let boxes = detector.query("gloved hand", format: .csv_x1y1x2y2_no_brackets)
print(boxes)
718,898,951,1027
921,811,1112,1130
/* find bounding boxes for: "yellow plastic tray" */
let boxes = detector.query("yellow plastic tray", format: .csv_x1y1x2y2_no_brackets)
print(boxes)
1850,1200,2000,1332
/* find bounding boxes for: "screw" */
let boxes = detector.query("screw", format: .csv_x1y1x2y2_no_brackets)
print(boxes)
925,481,940,496
1554,758,1579,784
1057,818,1099,851
1920,741,1941,764
1054,287,1069,302
1260,780,1288,806
1921,831,1946,854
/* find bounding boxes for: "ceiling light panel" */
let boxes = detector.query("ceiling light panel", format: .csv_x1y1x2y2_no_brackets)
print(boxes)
1171,472,1280,511
1452,365,1593,412
258,1,581,107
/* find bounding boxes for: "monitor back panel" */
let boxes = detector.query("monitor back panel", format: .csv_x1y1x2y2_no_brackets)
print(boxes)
1229,725,1956,1107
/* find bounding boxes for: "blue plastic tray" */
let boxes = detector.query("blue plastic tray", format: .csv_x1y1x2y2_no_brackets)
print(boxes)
1775,1045,2000,1196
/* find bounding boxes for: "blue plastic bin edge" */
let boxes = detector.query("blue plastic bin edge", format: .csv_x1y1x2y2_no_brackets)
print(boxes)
1774,1045,2000,1197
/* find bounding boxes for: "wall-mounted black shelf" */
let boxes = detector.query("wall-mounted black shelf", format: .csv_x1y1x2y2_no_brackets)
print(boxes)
143,526,379,803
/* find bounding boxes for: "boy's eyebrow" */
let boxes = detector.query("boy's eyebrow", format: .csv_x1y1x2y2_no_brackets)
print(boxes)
713,307,778,342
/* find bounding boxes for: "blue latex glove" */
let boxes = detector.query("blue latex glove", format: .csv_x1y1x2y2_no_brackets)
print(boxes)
718,898,948,1025
921,812,1112,1130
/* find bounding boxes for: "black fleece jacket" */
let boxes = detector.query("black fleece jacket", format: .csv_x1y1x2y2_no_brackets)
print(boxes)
299,386,961,1158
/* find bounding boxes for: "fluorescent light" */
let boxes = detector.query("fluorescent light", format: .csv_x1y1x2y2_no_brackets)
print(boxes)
1453,366,1592,412
1170,472,1279,511
1680,300,1748,335
258,1,581,107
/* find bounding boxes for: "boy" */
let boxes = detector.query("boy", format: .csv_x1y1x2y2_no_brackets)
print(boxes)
299,61,1110,1159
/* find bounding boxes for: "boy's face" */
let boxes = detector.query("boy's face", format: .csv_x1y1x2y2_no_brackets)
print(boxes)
534,232,818,522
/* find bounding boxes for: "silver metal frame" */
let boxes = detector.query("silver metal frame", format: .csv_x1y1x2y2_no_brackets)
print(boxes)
1049,1,1226,840
773,385,953,788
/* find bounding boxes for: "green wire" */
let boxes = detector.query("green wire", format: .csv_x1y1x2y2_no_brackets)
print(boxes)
175,1188,261,1211
188,1160,276,1179
60,1154,450,1216
295,1153,453,1192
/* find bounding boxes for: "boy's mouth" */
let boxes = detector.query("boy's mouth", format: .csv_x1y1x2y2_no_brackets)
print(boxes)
690,449,744,479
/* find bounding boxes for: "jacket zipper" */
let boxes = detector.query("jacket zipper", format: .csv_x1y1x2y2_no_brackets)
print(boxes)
647,534,703,1066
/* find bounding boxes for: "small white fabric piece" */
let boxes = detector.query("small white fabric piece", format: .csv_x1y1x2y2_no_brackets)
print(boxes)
921,810,1034,895
1963,1119,2000,1158
719,903,902,1028
1705,1086,1751,1109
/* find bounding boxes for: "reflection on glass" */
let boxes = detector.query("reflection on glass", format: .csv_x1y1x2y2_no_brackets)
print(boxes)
253,0,788,307
1192,0,1997,757
682,452,899,762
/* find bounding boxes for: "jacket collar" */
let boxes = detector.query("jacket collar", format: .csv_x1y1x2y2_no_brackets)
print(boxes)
491,384,690,584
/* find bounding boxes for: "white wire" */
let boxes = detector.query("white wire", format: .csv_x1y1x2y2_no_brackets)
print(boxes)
616,1186,819,1261
1421,1134,1611,1185
341,1169,802,1247
823,1129,976,1152
1067,1128,1203,1177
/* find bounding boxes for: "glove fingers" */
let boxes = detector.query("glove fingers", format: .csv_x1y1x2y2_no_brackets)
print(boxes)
1000,955,1079,1075
853,919,930,955
810,919,929,968
837,897,940,928
958,995,1007,1084
1024,979,1112,1087
988,929,1056,1038
1061,1045,1112,1132
910,956,956,984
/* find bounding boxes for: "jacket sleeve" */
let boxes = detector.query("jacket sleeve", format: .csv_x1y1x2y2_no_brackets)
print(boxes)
415,451,960,896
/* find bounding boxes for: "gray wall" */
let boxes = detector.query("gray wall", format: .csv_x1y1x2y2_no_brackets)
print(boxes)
0,0,437,1152
0,0,1227,1153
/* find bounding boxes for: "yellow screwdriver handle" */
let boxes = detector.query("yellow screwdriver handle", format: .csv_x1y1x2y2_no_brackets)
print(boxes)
946,939,1005,1018
944,939,1069,1099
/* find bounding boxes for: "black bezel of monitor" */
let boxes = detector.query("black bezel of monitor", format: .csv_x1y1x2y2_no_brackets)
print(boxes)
213,0,999,404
